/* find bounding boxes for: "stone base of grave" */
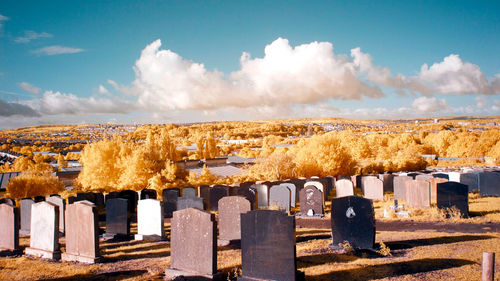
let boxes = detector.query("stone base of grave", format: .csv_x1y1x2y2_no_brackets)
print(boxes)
61,252,101,264
103,233,130,240
295,213,325,219
19,229,30,237
237,271,305,281
0,248,22,256
329,243,375,252
25,247,61,260
134,234,164,241
164,268,224,280
217,238,241,247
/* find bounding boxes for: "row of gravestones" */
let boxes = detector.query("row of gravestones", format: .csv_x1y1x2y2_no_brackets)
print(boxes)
0,194,377,281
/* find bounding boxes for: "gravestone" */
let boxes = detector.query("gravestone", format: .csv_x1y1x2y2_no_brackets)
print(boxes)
76,192,96,204
135,199,164,241
479,172,500,197
218,196,251,243
176,196,204,211
335,179,354,198
239,210,303,281
378,174,394,192
405,180,430,208
46,195,65,233
34,196,45,203
105,191,120,202
460,172,479,192
0,198,15,206
166,208,218,279
307,177,333,198
304,181,325,202
62,201,100,263
447,172,461,182
209,186,229,212
198,185,210,210
437,182,469,217
20,198,34,235
25,202,60,259
162,188,180,217
140,189,157,200
105,198,129,238
119,190,138,214
253,184,269,208
286,178,306,193
182,187,197,198
237,186,258,210
240,181,255,189
299,186,324,217
269,185,291,213
415,174,433,181
362,177,384,201
433,173,449,180
351,175,361,188
280,183,297,207
94,193,105,209
427,177,448,202
0,203,19,253
407,172,420,179
330,196,375,250
393,176,412,201
360,176,377,189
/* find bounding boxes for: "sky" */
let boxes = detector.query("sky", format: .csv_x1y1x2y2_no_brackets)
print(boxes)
0,0,499,129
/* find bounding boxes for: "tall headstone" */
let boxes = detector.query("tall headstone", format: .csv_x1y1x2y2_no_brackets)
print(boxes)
0,203,19,253
166,208,218,279
62,201,100,263
135,199,164,241
209,186,229,212
330,196,375,250
437,182,469,217
218,196,251,243
105,198,129,238
427,177,448,202
20,198,34,235
299,186,324,217
237,186,258,210
238,210,303,281
198,185,210,210
162,188,180,217
46,195,65,233
269,185,291,213
479,172,500,197
394,176,412,201
25,202,60,259
362,177,384,201
280,183,297,207
335,179,354,198
253,184,269,208
405,180,431,208
460,172,479,192
378,174,394,192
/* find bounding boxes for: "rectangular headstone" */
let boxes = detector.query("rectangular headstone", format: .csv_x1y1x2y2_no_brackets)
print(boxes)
176,196,204,211
237,186,258,210
427,177,448,202
162,188,180,217
218,196,251,242
479,172,500,197
253,184,269,208
105,198,129,237
405,180,430,208
378,174,394,192
393,176,412,201
239,210,302,281
20,198,34,235
46,195,65,233
208,186,229,212
25,202,60,259
269,185,291,213
335,179,354,198
135,199,164,241
181,187,197,198
362,177,384,201
0,204,19,252
437,182,469,217
280,183,297,207
460,172,479,192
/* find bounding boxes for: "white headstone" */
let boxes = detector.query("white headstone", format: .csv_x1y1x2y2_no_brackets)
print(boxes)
335,179,354,198
25,202,60,259
135,199,164,241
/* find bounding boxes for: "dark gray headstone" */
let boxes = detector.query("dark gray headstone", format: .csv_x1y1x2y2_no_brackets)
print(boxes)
181,187,196,198
406,173,420,179
240,181,255,189
20,198,35,235
209,186,228,212
105,198,129,236
299,186,324,217
94,193,105,208
176,196,204,211
34,196,45,203
479,172,500,197
239,210,301,281
162,188,180,216
237,186,258,210
119,190,138,214
460,172,479,192
140,189,157,200
76,192,96,203
437,182,469,217
0,198,15,206
198,185,210,209
269,185,291,213
330,196,375,250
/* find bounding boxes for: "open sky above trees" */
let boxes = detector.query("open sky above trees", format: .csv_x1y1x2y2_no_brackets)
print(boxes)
0,0,499,129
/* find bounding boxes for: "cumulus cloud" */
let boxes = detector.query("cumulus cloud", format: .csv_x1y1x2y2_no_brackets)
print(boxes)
14,31,52,43
0,99,40,117
411,96,449,113
18,82,41,95
133,38,384,111
31,45,85,56
0,14,8,29
98,85,109,95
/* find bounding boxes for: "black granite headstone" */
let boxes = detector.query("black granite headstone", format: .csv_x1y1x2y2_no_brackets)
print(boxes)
237,186,258,210
238,210,303,281
436,182,469,217
479,171,500,197
119,189,138,214
0,198,15,206
460,172,479,192
330,196,375,250
140,189,157,200
433,173,449,180
34,196,45,203
105,198,129,237
198,185,210,210
208,186,228,212
162,188,180,217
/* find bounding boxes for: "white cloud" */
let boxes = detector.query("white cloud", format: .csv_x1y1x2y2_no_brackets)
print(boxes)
411,96,449,113
18,82,41,95
31,45,85,56
0,99,40,117
98,85,109,95
133,38,384,111
0,14,8,29
14,31,53,43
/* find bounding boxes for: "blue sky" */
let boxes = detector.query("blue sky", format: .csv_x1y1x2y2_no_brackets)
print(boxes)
0,0,499,128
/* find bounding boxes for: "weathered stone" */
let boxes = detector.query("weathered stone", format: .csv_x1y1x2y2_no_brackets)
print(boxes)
437,182,469,217
20,198,34,235
168,208,217,277
105,198,129,237
394,176,412,201
62,201,100,263
269,185,291,213
479,171,500,197
46,195,65,233
0,203,19,252
135,199,164,241
335,179,354,198
330,196,375,250
218,196,251,242
299,186,324,217
25,202,60,259
304,181,325,202
405,180,430,208
238,210,303,281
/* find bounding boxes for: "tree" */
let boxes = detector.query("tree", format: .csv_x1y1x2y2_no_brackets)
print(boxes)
6,171,64,199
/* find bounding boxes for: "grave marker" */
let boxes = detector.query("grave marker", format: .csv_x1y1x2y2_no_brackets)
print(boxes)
0,203,19,253
299,186,324,217
335,179,354,198
135,199,164,241
20,198,34,235
218,196,251,243
269,185,291,213
25,202,60,259
105,198,129,238
437,182,469,217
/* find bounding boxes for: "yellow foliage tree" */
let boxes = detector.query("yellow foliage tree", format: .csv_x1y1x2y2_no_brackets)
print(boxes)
6,171,64,199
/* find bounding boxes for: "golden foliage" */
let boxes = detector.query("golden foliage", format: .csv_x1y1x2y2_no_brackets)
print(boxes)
6,170,64,199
